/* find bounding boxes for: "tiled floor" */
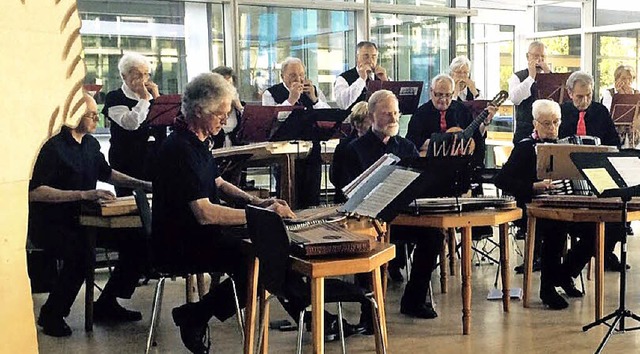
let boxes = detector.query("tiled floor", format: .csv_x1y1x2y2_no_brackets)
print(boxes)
34,225,640,353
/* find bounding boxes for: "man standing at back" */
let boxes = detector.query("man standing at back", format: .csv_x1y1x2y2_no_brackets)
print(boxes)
510,41,551,144
334,41,389,110
262,57,331,109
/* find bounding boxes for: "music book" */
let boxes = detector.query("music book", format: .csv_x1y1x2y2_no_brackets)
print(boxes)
147,94,181,126
366,81,423,114
236,105,301,143
535,72,571,103
610,94,640,126
342,153,401,199
571,150,640,197
536,143,618,180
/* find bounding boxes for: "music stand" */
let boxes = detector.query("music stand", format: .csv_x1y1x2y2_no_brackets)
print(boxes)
571,150,640,353
268,108,349,142
535,72,571,103
236,105,301,143
147,94,181,126
366,81,423,114
611,94,640,146
536,143,617,180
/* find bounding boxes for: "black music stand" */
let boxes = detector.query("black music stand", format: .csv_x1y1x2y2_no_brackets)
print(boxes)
147,94,181,126
571,151,640,353
366,81,423,114
535,72,571,104
268,108,348,142
236,105,301,143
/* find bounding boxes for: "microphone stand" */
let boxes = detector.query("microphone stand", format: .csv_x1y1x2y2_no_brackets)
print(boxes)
582,186,640,353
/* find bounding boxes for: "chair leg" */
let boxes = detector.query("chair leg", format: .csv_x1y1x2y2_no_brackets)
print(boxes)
337,302,346,354
579,269,586,295
257,294,273,354
404,244,412,280
230,277,245,341
146,277,166,354
368,296,387,354
296,310,305,354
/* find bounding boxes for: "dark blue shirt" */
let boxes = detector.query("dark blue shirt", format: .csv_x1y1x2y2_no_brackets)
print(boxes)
152,127,222,272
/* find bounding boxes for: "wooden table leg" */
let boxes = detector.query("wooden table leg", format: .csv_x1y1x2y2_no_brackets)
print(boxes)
196,273,207,300
311,277,325,354
440,234,448,294
280,155,296,209
448,228,457,276
371,267,388,353
382,227,391,297
84,226,97,332
244,258,259,354
499,223,510,312
259,287,270,354
523,216,536,308
595,222,605,320
461,226,472,335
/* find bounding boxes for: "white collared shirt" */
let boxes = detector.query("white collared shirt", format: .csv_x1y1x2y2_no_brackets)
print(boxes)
334,75,367,109
107,83,151,131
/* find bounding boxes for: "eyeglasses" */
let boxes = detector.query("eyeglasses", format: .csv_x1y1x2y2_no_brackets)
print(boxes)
83,112,100,122
432,92,453,99
535,119,560,128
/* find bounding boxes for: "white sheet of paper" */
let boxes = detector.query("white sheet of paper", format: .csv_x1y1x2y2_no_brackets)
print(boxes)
354,168,420,217
582,168,619,194
608,156,640,187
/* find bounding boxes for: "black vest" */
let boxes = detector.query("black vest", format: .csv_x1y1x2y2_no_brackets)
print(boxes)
339,67,380,110
513,69,537,144
266,82,317,109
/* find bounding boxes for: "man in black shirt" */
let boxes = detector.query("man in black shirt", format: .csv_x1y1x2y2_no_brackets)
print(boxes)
153,73,297,353
406,73,494,167
29,94,152,337
344,90,442,320
559,71,626,271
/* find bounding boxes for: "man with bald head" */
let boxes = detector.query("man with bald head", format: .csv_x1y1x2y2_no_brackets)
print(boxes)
262,57,331,108
29,94,152,337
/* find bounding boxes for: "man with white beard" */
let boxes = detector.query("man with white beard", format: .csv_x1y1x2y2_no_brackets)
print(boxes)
342,90,443,321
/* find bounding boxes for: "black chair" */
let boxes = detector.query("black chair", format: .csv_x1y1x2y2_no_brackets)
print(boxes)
132,190,244,354
245,205,385,354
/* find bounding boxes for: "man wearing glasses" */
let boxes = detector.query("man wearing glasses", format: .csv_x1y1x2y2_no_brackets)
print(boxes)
509,41,552,144
406,73,494,167
29,94,152,337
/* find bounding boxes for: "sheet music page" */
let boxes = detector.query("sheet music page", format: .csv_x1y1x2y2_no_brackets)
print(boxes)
343,153,401,198
354,168,420,217
608,157,640,187
582,168,619,193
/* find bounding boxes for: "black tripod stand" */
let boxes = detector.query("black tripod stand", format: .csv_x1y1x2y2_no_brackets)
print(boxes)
582,189,640,353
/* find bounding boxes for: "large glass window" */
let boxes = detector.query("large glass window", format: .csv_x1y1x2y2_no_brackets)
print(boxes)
596,1,640,27
536,3,581,31
595,31,638,97
237,6,356,103
372,0,447,5
539,35,581,73
210,3,225,68
78,0,188,130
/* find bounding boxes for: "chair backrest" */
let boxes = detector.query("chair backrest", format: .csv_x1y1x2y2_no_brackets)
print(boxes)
133,189,152,237
245,205,291,297
493,145,514,168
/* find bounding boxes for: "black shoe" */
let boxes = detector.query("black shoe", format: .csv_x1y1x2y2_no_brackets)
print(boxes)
515,228,526,240
514,258,541,274
172,306,211,354
94,300,142,322
400,302,438,319
558,278,583,298
540,287,568,310
37,314,72,337
357,312,375,336
627,222,634,236
388,265,404,282
605,253,631,272
304,312,347,342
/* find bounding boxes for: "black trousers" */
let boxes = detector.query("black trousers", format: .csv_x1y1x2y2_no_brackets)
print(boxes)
39,226,145,319
538,219,625,287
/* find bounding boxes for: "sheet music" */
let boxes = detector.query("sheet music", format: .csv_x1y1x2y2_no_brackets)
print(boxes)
343,153,401,198
608,156,640,187
582,168,619,194
354,168,420,217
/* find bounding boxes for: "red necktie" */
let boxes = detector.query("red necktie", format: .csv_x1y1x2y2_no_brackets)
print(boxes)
576,111,586,136
439,111,447,132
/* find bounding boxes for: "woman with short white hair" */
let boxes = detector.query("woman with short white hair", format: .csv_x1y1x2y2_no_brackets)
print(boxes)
449,55,479,101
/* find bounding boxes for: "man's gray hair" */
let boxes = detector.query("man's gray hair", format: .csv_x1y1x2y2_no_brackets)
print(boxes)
566,71,594,91
368,89,396,114
431,74,455,90
181,72,237,121
118,52,151,75
528,41,545,53
281,57,304,74
449,55,471,73
532,99,561,121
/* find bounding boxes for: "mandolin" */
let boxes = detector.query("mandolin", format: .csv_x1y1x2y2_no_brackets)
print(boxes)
428,90,509,157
